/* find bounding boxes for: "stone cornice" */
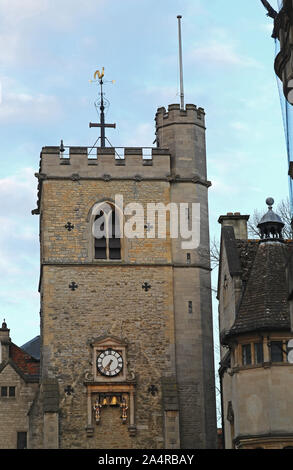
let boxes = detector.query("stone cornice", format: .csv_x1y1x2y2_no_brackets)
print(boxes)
40,261,211,271
33,172,211,187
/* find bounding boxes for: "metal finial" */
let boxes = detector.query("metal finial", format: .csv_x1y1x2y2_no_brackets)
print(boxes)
266,197,274,209
2,319,7,329
89,68,116,148
60,139,65,153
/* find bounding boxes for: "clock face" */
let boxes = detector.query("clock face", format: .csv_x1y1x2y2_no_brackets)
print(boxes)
96,349,123,377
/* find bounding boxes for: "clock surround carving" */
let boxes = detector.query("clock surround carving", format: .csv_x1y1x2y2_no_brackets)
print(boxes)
85,335,136,437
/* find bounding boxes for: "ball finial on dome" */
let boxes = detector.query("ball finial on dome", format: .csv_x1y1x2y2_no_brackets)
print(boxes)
266,197,274,208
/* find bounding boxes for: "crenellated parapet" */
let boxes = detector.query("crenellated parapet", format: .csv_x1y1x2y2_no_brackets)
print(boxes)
155,103,205,131
40,146,171,179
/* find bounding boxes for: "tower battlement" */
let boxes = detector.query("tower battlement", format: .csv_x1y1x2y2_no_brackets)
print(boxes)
155,103,205,131
155,103,207,179
40,146,171,179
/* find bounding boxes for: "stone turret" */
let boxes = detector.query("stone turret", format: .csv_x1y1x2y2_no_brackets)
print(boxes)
155,103,216,448
155,104,206,179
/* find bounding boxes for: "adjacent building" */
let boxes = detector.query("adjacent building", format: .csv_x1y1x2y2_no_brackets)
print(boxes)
218,200,293,449
0,321,40,449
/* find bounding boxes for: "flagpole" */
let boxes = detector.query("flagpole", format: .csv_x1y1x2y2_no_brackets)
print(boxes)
177,15,185,110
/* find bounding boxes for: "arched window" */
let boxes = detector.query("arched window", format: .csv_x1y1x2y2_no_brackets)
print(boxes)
92,202,121,260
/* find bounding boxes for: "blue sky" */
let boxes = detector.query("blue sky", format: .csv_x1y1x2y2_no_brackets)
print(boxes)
0,0,287,367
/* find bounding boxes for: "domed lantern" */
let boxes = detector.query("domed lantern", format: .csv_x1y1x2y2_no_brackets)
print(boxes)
257,198,285,240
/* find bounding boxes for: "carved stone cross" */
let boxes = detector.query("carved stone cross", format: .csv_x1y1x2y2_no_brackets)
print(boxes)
69,282,78,291
142,282,151,292
65,222,74,231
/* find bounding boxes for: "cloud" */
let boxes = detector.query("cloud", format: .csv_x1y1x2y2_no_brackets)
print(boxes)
188,40,261,68
0,85,62,123
0,167,40,343
230,121,249,132
123,123,155,147
0,0,106,66
0,168,39,269
0,0,104,27
0,0,108,34
210,179,239,195
0,167,37,212
260,22,274,34
209,149,252,175
0,0,49,23
142,84,179,104
0,32,22,67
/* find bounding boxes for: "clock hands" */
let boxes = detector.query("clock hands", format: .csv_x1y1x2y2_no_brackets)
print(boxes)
104,358,113,371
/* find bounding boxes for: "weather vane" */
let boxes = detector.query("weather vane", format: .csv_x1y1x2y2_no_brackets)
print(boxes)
89,67,116,148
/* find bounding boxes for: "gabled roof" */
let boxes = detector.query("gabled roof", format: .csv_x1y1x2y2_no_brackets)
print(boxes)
10,342,40,377
0,358,39,383
0,342,40,382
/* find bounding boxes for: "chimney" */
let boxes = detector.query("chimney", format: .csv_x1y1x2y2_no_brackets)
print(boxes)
218,213,250,239
0,320,11,363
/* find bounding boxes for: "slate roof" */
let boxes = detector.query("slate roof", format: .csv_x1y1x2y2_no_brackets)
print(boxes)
21,336,40,360
221,226,292,342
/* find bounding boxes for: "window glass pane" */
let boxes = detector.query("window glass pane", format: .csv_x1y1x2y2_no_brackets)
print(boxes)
1,386,7,397
254,343,264,364
242,344,252,365
9,386,15,397
109,210,121,259
109,249,121,260
271,342,284,362
95,237,107,259
109,237,121,259
109,238,121,248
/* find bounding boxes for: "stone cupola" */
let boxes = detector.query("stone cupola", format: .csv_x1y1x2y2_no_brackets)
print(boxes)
257,197,285,240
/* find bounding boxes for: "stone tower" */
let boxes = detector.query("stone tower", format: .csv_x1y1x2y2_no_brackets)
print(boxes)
29,102,217,449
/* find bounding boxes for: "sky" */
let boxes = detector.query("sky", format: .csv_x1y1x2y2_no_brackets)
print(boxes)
0,0,288,392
